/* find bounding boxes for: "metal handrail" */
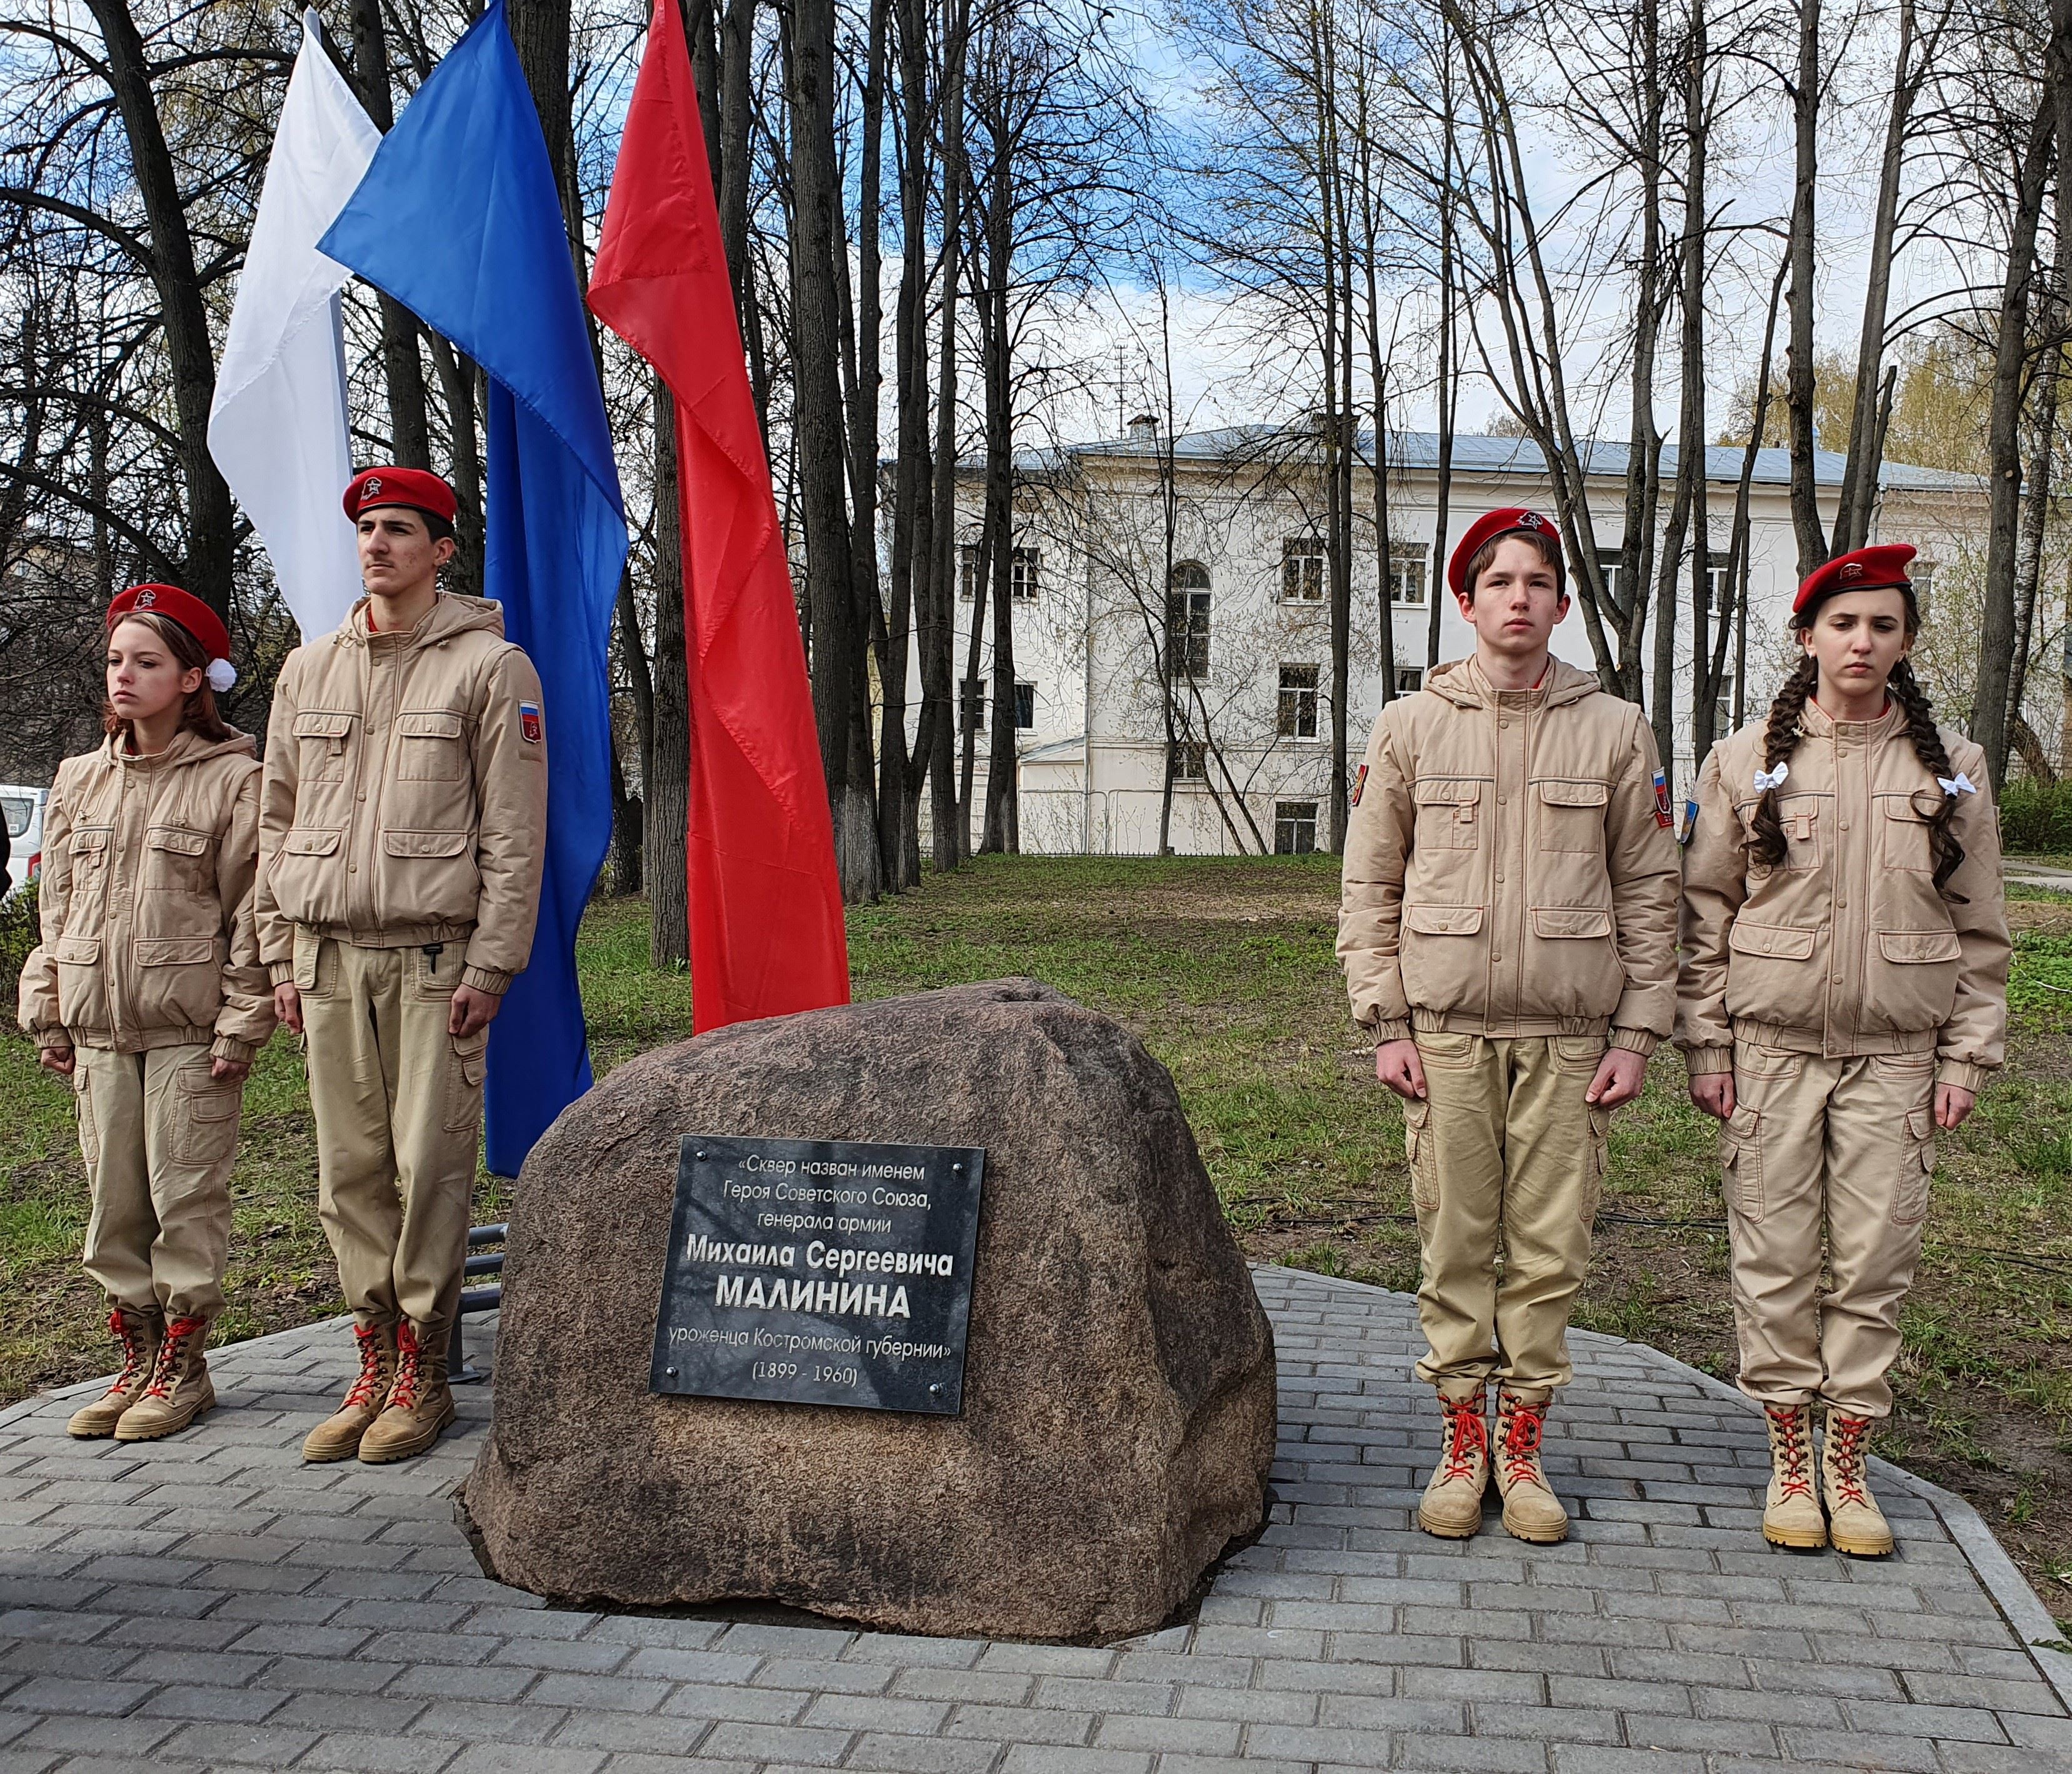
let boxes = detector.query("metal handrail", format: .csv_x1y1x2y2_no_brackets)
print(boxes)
449,1222,508,1383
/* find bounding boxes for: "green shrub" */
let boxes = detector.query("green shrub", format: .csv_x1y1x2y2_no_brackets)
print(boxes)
1999,780,2072,854
0,879,38,1014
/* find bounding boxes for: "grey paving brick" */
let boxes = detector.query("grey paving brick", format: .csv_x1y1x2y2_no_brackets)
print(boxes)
658,1679,811,1724
1384,1735,1552,1772
13,1717,179,1757
840,1732,1004,1774
1547,1748,1704,1773
384,1662,543,1703
490,1636,631,1675
997,1748,1150,1774
525,1673,672,1714
153,1722,324,1765
543,1710,712,1755
0,1675,152,1716
694,1720,856,1764
135,1683,289,1722
798,1692,951,1733
409,1700,573,1744
296,1728,463,1772
442,1747,604,1774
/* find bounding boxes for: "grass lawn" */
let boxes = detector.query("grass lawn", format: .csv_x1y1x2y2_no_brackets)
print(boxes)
6,853,2072,1621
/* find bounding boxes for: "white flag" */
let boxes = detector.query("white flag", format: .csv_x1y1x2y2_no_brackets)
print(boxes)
209,10,379,642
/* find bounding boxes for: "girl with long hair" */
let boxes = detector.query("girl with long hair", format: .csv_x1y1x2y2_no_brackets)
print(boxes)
18,585,275,1442
1677,545,2008,1556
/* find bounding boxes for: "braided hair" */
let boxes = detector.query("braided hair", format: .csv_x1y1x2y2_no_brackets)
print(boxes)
1887,654,1968,899
1748,591,1966,899
1746,655,1818,872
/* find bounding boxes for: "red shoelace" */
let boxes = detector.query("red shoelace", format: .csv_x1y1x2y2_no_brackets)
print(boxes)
1827,1413,1874,1508
139,1316,203,1401
1765,1406,1815,1501
342,1327,389,1410
1499,1396,1549,1488
1438,1396,1488,1482
102,1309,149,1399
388,1325,423,1413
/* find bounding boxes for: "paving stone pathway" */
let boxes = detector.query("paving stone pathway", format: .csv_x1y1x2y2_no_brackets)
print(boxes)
1,1265,2068,1773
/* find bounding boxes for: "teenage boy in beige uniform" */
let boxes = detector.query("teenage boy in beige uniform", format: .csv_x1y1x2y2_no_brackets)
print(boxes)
1678,544,2006,1555
1340,507,1679,1543
259,466,546,1465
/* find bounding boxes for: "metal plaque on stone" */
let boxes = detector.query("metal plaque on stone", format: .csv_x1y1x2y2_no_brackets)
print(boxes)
649,1135,986,1414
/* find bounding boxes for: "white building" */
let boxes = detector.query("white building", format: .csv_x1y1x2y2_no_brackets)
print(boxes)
936,422,1987,856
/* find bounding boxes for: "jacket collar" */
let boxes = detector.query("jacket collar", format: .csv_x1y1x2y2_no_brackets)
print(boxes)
1428,654,1600,710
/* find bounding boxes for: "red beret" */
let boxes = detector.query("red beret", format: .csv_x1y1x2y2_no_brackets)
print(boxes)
107,584,231,669
1791,543,1916,619
1448,506,1563,598
344,466,457,526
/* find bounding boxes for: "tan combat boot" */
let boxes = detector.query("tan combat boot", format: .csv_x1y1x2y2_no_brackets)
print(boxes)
303,1321,398,1462
1418,1388,1491,1538
1761,1403,1826,1549
68,1307,164,1438
358,1320,456,1464
1493,1390,1569,1543
113,1315,214,1441
1821,1408,1894,1557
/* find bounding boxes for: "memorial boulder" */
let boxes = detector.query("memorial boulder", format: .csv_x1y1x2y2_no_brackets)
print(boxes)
459,979,1278,1642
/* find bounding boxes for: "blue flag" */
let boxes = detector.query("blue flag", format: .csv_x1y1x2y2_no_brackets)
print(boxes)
319,0,628,1175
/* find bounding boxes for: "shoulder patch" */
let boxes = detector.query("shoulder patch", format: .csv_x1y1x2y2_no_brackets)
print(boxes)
519,702,543,745
1351,762,1368,807
1653,769,1674,830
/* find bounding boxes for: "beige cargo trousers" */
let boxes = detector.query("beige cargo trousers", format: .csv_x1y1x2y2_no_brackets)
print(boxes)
74,1043,241,1320
1406,1028,1608,1403
295,933,484,1337
1721,1039,1937,1419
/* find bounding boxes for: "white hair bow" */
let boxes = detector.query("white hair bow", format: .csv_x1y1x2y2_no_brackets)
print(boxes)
1939,772,1976,797
206,658,238,694
1753,762,1789,792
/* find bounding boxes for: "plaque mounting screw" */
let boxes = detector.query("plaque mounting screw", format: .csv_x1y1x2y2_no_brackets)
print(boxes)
929,1383,942,1395
666,1367,678,1377
952,1163,963,1173
695,1150,707,1160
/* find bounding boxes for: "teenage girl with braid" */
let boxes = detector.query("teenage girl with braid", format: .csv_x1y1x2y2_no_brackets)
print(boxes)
1677,544,2008,1556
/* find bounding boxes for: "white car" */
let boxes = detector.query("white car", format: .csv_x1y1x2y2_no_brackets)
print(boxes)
3,785,48,899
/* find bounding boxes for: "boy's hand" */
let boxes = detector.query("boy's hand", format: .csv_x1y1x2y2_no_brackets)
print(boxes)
1585,1047,1646,1110
1688,1073,1736,1120
274,982,303,1035
1376,1039,1428,1101
38,1043,74,1078
1934,1082,1975,1130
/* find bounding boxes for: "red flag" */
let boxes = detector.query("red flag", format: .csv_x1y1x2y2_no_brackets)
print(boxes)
589,0,848,1033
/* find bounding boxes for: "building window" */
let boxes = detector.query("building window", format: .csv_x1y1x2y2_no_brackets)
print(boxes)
1396,665,1424,694
960,676,985,734
1913,562,1936,610
1281,538,1325,602
958,543,1039,600
1014,681,1036,730
1168,738,1208,781
1596,550,1624,608
1702,552,1731,614
1389,544,1428,606
1167,564,1211,679
1275,800,1319,854
1277,664,1319,739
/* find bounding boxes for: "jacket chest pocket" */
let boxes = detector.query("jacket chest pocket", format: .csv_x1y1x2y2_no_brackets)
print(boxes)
1414,780,1483,850
294,711,358,785
396,710,469,784
1773,793,1824,870
144,824,214,894
66,826,112,889
1534,778,1609,853
1878,792,1939,873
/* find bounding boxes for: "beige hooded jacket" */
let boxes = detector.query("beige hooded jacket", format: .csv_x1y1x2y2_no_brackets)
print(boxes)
18,728,275,1062
1339,656,1681,1053
256,593,547,995
1675,701,2008,1094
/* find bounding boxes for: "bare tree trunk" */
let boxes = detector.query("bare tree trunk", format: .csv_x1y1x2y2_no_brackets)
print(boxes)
84,0,236,617
928,17,970,870
979,122,1018,856
348,0,429,468
784,0,879,897
1622,0,1666,705
1784,0,1829,577
1429,97,1457,674
1833,0,1926,556
1973,87,2054,787
649,383,691,965
1661,0,1708,771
